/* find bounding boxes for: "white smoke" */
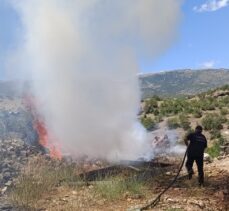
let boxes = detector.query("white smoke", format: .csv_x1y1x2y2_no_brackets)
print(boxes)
8,0,182,161
151,128,186,156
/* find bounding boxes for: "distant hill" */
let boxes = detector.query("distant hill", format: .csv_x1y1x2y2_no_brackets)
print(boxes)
1,69,229,99
139,69,229,98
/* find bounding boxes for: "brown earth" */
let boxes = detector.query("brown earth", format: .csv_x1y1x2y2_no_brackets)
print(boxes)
30,156,229,211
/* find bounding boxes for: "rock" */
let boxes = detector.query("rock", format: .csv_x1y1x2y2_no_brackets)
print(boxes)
5,181,12,187
1,187,7,194
165,171,172,175
189,199,205,209
166,197,179,203
0,137,42,193
218,155,226,160
127,198,133,202
72,191,77,195
204,153,212,163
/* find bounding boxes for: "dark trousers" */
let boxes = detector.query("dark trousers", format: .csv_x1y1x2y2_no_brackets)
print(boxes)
185,155,204,184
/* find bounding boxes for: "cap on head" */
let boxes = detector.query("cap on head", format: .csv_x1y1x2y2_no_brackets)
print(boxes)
195,125,203,133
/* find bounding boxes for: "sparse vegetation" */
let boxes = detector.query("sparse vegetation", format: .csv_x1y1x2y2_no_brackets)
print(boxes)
9,157,80,208
207,142,221,158
140,69,229,99
141,85,229,159
201,113,226,131
141,116,156,131
95,177,145,200
179,114,191,130
9,156,148,209
167,117,180,129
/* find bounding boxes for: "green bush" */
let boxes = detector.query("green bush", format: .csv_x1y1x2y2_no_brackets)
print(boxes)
201,102,215,111
167,117,180,129
179,114,191,130
143,98,158,114
220,108,228,115
153,109,159,116
207,142,221,158
193,110,202,118
201,113,225,131
210,130,222,140
141,117,156,131
155,115,163,123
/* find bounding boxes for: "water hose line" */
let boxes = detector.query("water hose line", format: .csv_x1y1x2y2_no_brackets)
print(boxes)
139,147,188,210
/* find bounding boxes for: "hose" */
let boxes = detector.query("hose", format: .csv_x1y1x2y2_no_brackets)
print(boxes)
139,147,188,210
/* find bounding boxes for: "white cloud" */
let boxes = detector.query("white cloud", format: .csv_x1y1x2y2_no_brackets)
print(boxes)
201,60,216,68
194,0,229,12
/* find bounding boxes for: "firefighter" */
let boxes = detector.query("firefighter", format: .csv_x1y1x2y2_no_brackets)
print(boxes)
184,125,207,187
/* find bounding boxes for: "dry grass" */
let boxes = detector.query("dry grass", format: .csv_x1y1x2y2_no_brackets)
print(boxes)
9,156,81,209
9,156,148,210
94,177,146,200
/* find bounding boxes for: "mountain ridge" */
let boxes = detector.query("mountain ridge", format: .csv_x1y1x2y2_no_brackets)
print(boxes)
140,68,229,98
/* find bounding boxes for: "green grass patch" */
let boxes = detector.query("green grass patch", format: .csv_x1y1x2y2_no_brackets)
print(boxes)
95,177,145,200
207,142,221,158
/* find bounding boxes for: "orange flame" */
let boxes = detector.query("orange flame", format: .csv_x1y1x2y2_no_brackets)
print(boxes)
23,95,62,160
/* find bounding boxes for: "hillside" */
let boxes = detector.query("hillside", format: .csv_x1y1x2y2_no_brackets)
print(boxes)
1,69,229,99
0,85,228,210
140,68,229,98
140,84,229,158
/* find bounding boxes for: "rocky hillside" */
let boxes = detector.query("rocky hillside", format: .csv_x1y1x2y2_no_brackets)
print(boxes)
0,98,37,144
0,86,228,210
140,68,229,98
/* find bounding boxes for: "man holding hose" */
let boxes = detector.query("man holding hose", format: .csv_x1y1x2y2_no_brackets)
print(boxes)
184,125,207,187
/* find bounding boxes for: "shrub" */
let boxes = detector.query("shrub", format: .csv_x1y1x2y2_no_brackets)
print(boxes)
206,142,221,158
201,114,225,131
141,117,156,131
201,102,215,111
143,98,158,114
179,114,190,130
220,108,228,115
153,109,159,116
155,115,163,123
210,130,222,140
221,84,229,90
219,137,226,145
167,117,180,129
193,110,202,118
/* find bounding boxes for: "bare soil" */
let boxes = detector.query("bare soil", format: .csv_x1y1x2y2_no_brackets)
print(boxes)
31,156,229,211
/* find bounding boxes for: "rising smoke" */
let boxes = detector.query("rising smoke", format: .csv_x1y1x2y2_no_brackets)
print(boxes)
8,0,182,161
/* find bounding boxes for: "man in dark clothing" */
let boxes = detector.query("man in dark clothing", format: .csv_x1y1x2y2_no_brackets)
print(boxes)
184,125,207,186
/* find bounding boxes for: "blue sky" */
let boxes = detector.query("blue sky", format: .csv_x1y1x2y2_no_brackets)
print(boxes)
0,0,229,77
141,0,229,72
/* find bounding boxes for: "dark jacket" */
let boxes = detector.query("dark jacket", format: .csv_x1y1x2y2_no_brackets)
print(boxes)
186,132,207,157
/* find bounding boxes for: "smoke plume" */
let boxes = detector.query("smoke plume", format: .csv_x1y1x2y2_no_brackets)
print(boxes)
9,0,182,160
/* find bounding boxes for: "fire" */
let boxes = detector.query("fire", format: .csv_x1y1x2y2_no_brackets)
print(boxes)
23,95,62,160
34,119,62,160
